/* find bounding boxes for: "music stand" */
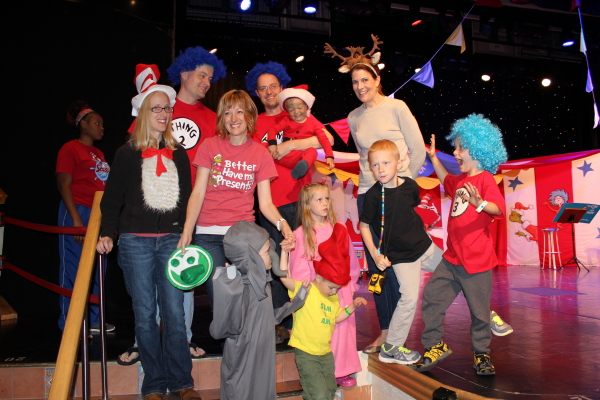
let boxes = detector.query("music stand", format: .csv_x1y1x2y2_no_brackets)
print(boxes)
556,208,589,271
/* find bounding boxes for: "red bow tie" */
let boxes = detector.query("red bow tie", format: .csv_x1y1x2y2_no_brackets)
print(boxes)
141,147,174,176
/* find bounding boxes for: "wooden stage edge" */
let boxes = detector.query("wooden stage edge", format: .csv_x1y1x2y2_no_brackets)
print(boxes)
368,353,499,400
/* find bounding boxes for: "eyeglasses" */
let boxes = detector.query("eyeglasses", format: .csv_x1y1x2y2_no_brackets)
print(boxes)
149,106,174,113
257,83,281,92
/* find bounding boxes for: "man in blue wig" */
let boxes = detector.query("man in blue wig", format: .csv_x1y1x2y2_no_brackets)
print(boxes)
245,61,333,340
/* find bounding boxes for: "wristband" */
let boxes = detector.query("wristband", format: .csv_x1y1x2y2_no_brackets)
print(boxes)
344,307,352,316
476,200,488,213
276,218,286,232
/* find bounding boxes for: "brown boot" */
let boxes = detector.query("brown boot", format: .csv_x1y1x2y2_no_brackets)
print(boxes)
171,388,202,400
143,393,164,400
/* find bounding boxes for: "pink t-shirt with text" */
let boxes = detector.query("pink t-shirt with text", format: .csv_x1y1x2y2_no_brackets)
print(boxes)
193,136,277,227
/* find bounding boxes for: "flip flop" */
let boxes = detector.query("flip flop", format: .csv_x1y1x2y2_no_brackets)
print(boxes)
117,347,140,366
362,345,382,354
189,342,207,359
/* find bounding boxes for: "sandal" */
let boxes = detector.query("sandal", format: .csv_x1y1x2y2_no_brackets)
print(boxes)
117,347,140,365
189,342,207,359
362,345,382,354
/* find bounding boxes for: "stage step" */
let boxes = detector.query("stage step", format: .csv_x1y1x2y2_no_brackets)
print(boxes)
0,351,370,400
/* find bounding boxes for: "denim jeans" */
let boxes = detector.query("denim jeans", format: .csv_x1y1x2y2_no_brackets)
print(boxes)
357,193,401,331
118,233,193,395
193,233,228,305
58,201,100,330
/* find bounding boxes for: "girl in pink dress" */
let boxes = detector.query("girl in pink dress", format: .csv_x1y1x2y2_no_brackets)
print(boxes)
288,182,362,387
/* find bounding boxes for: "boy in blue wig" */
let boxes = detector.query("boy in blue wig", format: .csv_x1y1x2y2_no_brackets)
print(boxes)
415,114,508,376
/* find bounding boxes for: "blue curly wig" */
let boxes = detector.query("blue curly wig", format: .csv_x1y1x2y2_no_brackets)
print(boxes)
167,46,227,86
446,114,508,174
245,61,292,95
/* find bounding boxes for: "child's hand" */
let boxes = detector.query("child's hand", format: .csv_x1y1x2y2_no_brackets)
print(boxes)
268,145,278,157
428,135,437,160
376,254,392,271
464,182,483,208
327,158,335,170
353,297,367,309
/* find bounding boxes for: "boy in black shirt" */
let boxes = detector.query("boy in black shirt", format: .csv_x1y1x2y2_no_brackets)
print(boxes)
360,139,443,364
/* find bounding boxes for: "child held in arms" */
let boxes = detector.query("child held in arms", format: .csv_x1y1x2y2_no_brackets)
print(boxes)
415,114,508,376
267,85,335,179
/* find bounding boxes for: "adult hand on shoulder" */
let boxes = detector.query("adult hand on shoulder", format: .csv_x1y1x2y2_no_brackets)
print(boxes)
96,237,113,254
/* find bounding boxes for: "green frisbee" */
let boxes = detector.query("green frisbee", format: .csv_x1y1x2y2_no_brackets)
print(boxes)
166,245,213,290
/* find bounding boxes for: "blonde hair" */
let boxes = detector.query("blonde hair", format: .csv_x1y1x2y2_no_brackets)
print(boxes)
367,139,400,163
216,90,257,139
129,91,178,151
296,182,337,260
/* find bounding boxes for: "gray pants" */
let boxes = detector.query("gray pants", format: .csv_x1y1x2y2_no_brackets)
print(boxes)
387,243,443,348
421,259,492,354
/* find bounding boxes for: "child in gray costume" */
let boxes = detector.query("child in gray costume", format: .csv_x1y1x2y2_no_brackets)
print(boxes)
211,221,307,400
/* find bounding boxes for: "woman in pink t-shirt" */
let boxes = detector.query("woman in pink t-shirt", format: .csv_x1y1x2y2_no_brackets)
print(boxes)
56,100,110,332
178,90,294,302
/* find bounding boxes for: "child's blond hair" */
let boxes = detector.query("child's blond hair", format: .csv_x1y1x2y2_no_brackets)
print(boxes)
296,182,337,260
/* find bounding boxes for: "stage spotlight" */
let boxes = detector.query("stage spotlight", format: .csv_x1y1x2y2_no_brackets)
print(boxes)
409,5,422,26
481,74,491,81
378,63,385,70
240,0,251,11
209,48,218,54
302,0,317,13
542,78,551,87
296,55,305,62
415,67,421,73
562,34,575,47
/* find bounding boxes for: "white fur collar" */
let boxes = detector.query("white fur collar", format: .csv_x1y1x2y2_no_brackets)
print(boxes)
141,155,180,212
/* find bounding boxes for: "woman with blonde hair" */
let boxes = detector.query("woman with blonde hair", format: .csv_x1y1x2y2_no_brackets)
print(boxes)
97,64,199,400
177,89,295,301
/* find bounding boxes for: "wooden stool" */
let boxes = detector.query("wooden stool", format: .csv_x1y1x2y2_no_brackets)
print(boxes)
541,228,561,270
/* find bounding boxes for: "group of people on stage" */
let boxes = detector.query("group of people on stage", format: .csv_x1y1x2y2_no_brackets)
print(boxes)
56,39,514,400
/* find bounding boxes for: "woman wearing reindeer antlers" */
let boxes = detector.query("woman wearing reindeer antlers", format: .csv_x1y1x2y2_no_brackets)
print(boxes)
325,34,426,354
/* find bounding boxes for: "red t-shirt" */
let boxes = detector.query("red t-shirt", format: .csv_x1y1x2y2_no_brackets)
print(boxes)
252,112,311,208
443,171,505,273
170,100,217,185
56,140,110,208
193,136,277,227
267,114,333,158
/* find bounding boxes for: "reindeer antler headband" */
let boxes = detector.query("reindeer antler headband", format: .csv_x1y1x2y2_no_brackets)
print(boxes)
324,34,383,74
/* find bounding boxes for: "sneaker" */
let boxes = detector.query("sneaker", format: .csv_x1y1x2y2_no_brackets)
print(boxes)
415,341,452,372
378,343,421,365
90,323,115,333
473,353,495,375
490,311,513,336
291,160,309,180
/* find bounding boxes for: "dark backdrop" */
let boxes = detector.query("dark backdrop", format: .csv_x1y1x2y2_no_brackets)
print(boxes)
1,1,598,318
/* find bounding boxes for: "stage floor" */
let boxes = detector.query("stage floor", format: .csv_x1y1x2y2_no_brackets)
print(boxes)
1,265,598,399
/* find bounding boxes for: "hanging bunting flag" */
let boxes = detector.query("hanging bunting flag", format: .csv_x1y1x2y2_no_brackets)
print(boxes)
328,118,351,144
571,0,581,11
580,30,587,53
586,69,594,93
411,62,435,88
445,24,466,54
593,103,599,129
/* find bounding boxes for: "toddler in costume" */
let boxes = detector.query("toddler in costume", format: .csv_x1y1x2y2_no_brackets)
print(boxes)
210,221,307,400
267,86,335,179
285,182,363,388
280,222,367,400
415,114,508,376
359,139,443,365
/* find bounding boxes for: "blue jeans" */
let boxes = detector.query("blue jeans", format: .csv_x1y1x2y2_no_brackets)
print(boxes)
357,193,401,331
193,233,228,305
58,201,100,330
118,233,193,396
